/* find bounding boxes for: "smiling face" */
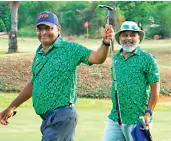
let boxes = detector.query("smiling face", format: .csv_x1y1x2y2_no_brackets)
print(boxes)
119,31,140,46
36,24,60,48
119,30,140,52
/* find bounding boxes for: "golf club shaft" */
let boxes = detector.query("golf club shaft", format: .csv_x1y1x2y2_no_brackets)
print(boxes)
108,16,122,126
145,130,153,141
140,117,153,141
110,42,122,126
99,4,122,126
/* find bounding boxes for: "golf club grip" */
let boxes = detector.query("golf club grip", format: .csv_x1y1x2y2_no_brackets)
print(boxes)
115,90,122,125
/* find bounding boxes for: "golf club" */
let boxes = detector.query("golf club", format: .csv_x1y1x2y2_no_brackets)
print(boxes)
98,4,122,126
139,116,153,141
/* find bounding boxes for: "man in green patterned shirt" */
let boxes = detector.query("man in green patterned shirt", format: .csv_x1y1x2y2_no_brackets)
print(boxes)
103,21,160,141
0,11,114,141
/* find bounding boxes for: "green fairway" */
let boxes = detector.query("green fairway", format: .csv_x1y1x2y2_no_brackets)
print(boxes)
1,37,171,53
0,94,171,141
0,37,171,140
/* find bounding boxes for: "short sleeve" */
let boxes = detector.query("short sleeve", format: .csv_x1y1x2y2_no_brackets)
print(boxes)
72,43,92,66
146,55,160,84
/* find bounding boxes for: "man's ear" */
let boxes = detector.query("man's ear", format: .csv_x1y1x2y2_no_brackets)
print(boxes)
57,25,61,32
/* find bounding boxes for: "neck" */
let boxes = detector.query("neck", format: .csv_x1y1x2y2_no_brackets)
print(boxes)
122,51,130,58
42,45,51,52
41,36,59,52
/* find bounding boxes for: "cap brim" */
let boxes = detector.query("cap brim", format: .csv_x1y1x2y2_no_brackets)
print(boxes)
35,22,55,27
115,30,145,45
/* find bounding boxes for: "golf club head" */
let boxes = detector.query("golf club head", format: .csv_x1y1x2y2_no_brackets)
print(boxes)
98,5,113,11
98,5,114,25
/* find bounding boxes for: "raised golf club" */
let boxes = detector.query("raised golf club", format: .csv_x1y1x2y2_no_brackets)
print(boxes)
98,4,122,126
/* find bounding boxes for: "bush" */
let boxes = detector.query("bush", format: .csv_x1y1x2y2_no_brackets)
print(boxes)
0,54,171,98
160,85,171,96
146,26,171,39
0,77,5,90
18,25,37,37
0,19,6,32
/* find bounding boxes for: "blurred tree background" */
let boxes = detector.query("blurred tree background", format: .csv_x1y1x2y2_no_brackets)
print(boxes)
0,1,171,39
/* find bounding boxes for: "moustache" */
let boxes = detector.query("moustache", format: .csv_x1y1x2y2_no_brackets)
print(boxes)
124,40,133,44
41,36,49,38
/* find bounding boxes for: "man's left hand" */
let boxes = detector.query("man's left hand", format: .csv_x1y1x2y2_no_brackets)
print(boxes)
140,113,151,130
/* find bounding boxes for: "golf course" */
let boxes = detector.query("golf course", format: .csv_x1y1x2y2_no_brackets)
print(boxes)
0,36,171,141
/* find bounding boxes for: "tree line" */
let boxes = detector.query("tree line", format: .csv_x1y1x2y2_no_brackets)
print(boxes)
0,1,171,39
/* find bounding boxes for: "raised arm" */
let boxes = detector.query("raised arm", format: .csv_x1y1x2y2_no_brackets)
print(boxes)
88,25,114,64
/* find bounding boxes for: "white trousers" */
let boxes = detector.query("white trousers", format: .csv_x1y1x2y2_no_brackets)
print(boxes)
103,118,136,141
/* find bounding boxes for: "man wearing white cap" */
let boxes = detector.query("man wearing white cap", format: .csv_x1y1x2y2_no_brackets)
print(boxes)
0,11,114,141
103,21,160,141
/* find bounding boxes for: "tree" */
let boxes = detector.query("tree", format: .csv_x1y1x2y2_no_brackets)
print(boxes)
0,1,10,31
116,1,155,28
150,2,171,38
8,1,20,53
0,19,5,32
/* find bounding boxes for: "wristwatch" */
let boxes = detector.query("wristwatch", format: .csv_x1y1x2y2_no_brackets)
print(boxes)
145,109,153,116
102,40,110,46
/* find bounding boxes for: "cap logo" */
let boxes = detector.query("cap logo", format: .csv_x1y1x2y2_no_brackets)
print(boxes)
122,25,129,30
38,14,48,19
122,24,138,30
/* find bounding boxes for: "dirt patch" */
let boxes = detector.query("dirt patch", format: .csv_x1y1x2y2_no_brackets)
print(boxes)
0,53,171,98
0,53,34,91
159,95,171,102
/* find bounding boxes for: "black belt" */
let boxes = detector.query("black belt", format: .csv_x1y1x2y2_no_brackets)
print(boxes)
39,103,72,120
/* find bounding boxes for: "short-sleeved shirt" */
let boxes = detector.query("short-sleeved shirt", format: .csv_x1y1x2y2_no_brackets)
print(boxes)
109,47,160,124
31,36,92,115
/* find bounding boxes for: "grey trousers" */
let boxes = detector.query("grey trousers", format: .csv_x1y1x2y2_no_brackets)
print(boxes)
40,105,78,141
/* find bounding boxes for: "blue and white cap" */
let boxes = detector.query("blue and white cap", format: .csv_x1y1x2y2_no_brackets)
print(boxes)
115,21,145,44
35,11,59,27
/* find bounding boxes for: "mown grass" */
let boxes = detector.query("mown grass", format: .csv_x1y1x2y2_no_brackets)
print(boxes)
0,38,171,140
0,37,171,53
0,37,39,53
0,93,171,141
0,93,171,111
0,51,6,55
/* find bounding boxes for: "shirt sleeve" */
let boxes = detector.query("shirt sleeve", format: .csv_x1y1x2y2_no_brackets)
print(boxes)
146,55,160,84
74,43,93,66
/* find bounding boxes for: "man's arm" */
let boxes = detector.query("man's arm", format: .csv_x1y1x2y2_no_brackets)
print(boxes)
0,81,32,125
147,82,160,111
144,82,160,126
88,25,114,64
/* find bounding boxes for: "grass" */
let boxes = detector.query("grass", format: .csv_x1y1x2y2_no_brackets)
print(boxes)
0,36,171,53
0,51,6,55
0,37,171,140
0,93,171,141
1,36,171,69
0,37,39,53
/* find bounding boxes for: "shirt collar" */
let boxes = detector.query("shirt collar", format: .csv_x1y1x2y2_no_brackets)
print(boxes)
37,36,64,54
116,47,141,56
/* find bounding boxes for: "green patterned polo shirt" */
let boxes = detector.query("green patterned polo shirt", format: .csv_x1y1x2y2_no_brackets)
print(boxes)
31,36,92,115
109,48,160,124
